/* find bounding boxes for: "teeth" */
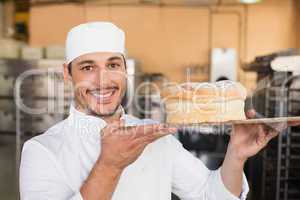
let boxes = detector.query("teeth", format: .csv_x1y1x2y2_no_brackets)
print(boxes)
90,90,114,99
93,92,112,98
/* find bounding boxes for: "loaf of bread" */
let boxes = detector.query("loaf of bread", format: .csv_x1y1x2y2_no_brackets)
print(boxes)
161,80,247,124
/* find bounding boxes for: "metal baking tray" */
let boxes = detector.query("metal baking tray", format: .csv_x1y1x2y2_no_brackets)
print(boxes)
123,117,300,135
168,117,300,135
170,116,300,126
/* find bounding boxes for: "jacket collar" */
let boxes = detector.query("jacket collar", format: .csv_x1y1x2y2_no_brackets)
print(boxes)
68,104,125,141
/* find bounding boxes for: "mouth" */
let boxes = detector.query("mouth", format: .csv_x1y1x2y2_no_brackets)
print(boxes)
88,87,118,104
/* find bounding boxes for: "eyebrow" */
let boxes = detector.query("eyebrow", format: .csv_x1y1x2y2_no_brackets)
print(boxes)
77,56,123,65
107,56,123,62
77,60,95,66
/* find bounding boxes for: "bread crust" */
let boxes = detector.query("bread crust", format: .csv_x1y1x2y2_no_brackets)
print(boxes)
161,81,247,103
161,81,247,123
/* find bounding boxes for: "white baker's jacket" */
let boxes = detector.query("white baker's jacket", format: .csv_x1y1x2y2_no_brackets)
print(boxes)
20,105,249,200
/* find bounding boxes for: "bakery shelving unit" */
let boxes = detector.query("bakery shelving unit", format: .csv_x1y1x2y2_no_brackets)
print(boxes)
0,59,72,199
14,61,72,163
0,59,71,166
262,72,300,200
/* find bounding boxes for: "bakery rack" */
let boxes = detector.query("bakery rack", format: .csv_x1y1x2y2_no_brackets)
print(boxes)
261,72,300,200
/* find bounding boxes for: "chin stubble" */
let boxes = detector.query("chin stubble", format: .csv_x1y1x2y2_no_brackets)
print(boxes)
88,104,123,118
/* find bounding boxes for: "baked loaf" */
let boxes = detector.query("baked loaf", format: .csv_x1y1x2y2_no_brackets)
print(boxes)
161,80,247,124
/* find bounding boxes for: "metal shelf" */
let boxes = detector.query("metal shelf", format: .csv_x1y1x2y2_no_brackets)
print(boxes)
262,73,300,200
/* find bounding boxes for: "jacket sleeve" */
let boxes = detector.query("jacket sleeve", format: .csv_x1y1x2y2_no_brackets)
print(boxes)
19,140,83,200
169,136,249,200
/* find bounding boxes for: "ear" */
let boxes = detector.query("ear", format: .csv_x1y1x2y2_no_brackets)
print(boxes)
63,63,71,82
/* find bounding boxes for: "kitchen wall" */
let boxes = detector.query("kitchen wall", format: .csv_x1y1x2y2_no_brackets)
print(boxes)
246,0,297,61
29,0,298,87
243,0,297,91
1,0,15,37
0,2,3,37
296,0,300,48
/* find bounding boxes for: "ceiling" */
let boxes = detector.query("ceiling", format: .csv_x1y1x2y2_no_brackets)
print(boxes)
29,0,262,6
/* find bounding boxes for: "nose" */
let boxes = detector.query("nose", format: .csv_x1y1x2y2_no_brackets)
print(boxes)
92,67,111,86
92,64,126,87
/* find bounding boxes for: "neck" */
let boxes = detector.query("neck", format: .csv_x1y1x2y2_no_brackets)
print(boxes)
75,103,123,124
100,108,123,124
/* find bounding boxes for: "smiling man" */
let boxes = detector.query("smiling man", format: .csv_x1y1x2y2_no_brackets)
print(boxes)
19,22,290,200
69,52,127,120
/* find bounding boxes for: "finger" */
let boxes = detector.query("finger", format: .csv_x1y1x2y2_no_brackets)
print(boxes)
154,127,177,137
266,129,279,142
288,121,300,127
129,131,167,153
111,119,125,128
132,129,166,146
114,119,127,136
274,122,287,132
119,119,125,127
119,124,177,139
159,124,178,132
130,128,177,148
256,125,267,145
114,124,154,138
108,119,123,127
245,109,256,119
102,120,122,136
266,122,287,132
260,124,280,144
124,124,163,138
140,124,177,139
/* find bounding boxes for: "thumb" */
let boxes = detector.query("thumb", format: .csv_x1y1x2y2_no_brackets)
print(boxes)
104,119,123,135
119,119,126,127
288,121,300,127
245,109,256,119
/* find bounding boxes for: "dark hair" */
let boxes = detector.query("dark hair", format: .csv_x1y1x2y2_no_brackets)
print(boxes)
67,54,127,76
68,62,72,75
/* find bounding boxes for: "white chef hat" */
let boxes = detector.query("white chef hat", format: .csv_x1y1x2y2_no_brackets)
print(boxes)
65,21,125,64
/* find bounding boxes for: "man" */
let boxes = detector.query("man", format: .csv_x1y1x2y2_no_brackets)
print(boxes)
19,22,293,200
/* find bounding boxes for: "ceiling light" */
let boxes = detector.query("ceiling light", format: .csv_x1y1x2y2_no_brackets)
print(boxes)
240,0,262,4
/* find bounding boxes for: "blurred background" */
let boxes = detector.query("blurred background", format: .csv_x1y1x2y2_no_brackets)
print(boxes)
1,0,300,199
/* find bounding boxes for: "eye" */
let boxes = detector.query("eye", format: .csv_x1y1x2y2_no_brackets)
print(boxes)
107,62,121,70
81,65,93,71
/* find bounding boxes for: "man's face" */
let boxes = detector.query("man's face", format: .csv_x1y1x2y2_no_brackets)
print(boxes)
64,52,127,117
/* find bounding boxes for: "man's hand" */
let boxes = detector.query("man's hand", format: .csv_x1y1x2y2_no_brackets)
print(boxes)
98,121,177,171
80,121,177,200
221,110,300,197
228,109,300,162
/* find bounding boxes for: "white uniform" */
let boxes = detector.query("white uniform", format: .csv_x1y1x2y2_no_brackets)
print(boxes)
20,105,249,200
